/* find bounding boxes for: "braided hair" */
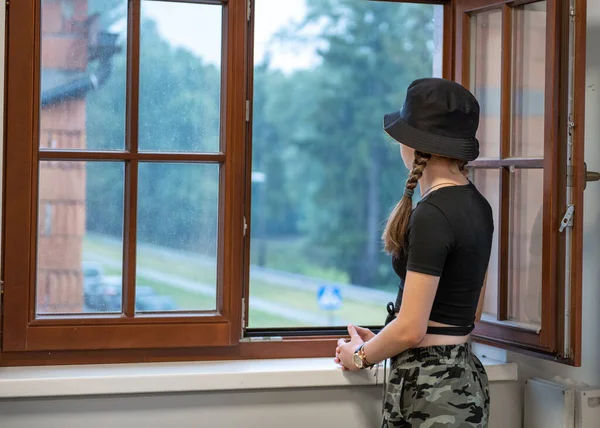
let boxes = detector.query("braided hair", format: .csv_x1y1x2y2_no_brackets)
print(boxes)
382,150,431,256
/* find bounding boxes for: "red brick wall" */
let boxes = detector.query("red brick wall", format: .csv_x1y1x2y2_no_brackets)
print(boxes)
38,0,89,314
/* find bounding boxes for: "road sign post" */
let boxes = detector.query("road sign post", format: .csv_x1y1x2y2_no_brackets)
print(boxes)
317,284,342,325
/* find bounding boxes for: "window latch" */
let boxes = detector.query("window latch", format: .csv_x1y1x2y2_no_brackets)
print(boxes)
559,205,575,232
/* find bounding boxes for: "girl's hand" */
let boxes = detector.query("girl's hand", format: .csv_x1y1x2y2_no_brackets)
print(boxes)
334,325,365,371
353,325,375,342
333,339,349,370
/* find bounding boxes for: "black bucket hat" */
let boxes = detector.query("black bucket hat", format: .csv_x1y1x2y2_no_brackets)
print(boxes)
383,78,480,162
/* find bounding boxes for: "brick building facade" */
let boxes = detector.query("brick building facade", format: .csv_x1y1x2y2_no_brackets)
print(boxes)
37,0,117,313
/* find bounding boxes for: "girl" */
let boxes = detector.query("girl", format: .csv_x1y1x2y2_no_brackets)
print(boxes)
335,78,493,427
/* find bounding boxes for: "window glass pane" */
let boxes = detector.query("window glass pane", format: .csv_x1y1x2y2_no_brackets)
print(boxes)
511,2,546,157
470,9,502,159
37,161,124,314
472,168,500,318
39,0,127,150
138,1,222,153
249,0,443,328
508,168,543,327
136,163,219,312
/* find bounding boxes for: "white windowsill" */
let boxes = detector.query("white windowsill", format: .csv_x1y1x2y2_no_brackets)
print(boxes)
0,357,517,399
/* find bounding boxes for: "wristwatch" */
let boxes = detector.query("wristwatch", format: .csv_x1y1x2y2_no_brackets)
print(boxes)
353,344,372,369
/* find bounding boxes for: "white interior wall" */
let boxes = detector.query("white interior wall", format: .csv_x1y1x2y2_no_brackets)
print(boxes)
0,383,518,428
0,388,383,428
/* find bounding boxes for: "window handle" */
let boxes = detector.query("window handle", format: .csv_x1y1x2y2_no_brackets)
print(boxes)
585,162,600,189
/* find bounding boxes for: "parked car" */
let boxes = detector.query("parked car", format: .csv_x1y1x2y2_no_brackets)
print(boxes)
82,261,105,311
97,275,122,312
97,277,178,312
135,292,178,312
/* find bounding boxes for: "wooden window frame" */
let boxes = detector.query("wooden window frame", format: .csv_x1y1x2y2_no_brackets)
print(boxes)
0,0,586,367
453,0,586,365
2,0,247,354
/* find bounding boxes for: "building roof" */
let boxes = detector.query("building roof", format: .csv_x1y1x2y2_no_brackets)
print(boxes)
41,69,93,106
41,30,120,107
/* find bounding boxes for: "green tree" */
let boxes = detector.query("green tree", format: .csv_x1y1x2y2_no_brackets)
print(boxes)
250,60,324,265
86,17,220,253
281,0,437,286
84,0,439,290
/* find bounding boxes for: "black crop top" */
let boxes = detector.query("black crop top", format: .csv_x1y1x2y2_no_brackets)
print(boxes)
392,182,493,332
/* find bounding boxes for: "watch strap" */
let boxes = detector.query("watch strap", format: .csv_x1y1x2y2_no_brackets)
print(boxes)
356,344,373,368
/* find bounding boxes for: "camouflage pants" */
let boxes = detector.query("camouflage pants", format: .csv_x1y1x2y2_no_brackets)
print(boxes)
382,343,489,428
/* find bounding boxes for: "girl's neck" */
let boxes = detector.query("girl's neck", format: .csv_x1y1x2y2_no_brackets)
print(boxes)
419,161,468,197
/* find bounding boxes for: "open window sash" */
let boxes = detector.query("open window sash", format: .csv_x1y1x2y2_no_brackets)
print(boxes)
453,0,586,365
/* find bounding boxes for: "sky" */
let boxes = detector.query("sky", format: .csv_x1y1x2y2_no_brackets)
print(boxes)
142,0,318,73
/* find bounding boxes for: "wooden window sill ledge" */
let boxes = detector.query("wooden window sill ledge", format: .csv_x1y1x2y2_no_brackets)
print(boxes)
0,357,517,399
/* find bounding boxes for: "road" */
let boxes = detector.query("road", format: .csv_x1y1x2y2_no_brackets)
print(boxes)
90,234,396,306
87,253,344,326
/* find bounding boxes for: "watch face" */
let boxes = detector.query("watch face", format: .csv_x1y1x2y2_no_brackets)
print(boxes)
353,352,363,369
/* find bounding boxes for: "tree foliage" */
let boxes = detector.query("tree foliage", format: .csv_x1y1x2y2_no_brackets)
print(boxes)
86,18,220,254
85,0,437,287
280,0,435,285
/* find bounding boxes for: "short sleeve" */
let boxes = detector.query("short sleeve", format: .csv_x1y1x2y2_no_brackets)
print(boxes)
406,202,454,277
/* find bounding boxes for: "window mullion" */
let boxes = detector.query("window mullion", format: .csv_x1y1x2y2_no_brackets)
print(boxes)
496,4,512,320
218,0,246,344
499,3,512,160
123,0,142,318
497,167,509,320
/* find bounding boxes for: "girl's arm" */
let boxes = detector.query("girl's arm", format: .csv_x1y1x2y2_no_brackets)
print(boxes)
361,270,439,364
362,269,488,365
475,270,488,322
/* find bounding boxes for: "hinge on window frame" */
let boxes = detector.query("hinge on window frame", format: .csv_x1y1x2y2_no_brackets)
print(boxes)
243,216,248,236
245,100,250,122
559,204,575,232
562,347,572,361
241,297,246,336
247,0,251,21
240,336,284,343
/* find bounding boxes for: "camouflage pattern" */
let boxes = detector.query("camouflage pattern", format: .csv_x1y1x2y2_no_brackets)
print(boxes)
381,343,489,428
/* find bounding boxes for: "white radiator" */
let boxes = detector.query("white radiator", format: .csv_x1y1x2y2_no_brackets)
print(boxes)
524,378,600,428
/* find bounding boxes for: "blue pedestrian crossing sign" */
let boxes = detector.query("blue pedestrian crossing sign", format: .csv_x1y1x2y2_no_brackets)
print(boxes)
317,285,342,311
